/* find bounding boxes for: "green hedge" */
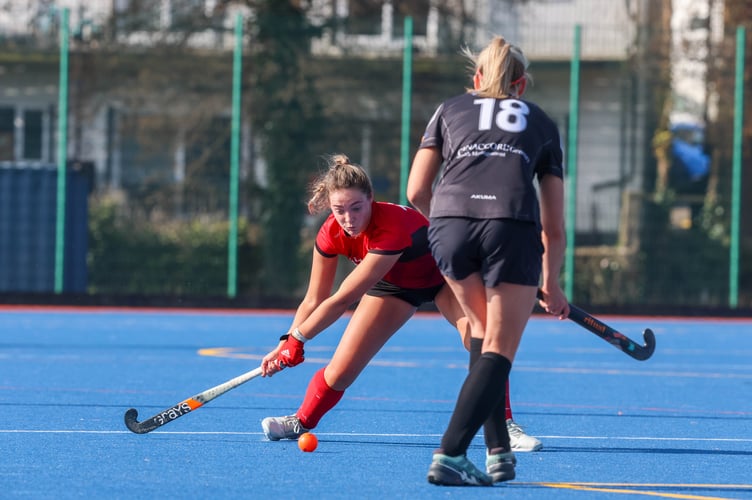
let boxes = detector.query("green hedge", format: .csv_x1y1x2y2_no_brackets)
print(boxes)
87,196,261,297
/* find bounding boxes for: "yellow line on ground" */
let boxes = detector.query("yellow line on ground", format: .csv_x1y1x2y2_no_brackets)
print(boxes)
198,347,752,379
197,347,416,367
543,483,751,489
519,482,750,500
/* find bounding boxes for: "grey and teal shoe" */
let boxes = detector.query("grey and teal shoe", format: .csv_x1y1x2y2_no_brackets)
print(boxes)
427,453,492,486
486,448,516,483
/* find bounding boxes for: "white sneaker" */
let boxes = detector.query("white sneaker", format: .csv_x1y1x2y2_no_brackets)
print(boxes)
261,415,308,441
506,419,542,451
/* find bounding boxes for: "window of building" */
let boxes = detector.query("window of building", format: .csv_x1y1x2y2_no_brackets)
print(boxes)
23,109,43,160
0,107,13,161
114,0,218,32
170,0,212,31
114,0,162,32
344,0,382,36
0,106,49,163
119,113,175,191
393,0,429,37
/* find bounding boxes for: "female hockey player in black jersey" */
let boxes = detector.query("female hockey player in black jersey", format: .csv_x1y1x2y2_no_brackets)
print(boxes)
408,36,569,486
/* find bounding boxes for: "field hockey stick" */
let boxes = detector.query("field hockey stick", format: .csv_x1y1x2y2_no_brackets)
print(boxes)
124,363,277,434
537,290,656,361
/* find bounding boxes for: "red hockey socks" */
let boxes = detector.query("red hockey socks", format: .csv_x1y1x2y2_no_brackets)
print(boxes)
296,367,344,429
505,379,513,421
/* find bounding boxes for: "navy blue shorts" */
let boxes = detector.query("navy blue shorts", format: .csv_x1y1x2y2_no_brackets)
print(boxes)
428,217,543,288
366,280,445,307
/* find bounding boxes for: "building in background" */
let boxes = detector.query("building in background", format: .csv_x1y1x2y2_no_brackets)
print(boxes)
0,0,661,243
306,0,651,245
11,2,732,258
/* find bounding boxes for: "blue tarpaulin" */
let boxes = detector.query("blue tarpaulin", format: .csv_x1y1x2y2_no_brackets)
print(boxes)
0,165,89,292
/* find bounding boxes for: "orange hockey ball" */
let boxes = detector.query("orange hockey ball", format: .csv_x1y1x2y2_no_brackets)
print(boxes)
298,432,318,452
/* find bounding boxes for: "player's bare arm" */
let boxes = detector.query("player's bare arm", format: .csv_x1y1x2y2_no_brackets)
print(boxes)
538,174,568,319
407,147,442,215
294,251,403,341
261,250,337,375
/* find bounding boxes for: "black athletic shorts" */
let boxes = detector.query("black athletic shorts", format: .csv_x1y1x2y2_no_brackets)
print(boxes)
428,217,543,288
366,280,445,307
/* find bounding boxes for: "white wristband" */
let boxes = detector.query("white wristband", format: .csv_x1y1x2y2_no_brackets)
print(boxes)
291,327,308,344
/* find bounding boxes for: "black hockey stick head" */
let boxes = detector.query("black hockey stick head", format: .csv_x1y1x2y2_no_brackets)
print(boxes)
601,324,656,360
632,328,656,361
537,290,656,361
124,408,157,434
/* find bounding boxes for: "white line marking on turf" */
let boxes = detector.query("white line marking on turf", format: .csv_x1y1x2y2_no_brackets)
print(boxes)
1,429,751,443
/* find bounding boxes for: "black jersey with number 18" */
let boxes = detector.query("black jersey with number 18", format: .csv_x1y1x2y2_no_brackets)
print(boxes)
419,92,564,223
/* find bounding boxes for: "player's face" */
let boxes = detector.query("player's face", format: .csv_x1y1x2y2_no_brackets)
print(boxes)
329,188,372,237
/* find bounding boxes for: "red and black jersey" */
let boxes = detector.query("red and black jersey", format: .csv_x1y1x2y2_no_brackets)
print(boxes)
419,92,564,223
315,202,444,290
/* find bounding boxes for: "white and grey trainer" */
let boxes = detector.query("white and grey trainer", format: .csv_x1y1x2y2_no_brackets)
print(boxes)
261,415,309,441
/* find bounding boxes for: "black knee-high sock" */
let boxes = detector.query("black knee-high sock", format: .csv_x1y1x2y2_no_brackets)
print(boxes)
440,352,512,456
469,338,510,451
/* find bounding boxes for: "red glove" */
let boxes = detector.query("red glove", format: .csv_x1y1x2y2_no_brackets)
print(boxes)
277,335,305,368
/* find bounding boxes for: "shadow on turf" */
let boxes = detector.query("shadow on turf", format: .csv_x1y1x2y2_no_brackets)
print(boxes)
517,410,752,421
278,440,752,458
542,445,752,457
